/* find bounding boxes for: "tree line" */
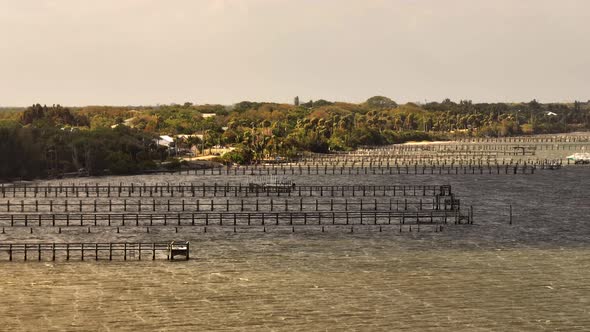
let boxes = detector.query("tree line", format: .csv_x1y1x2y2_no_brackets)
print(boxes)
1,97,589,179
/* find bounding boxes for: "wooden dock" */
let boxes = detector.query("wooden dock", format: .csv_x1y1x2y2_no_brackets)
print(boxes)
0,210,468,229
0,242,189,261
0,197,456,213
0,182,471,235
1,184,452,198
146,164,538,176
0,181,475,260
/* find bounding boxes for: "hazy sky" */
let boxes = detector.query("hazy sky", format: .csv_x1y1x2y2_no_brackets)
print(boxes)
0,0,589,106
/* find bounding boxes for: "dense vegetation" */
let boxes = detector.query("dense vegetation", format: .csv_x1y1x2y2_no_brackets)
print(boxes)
1,97,589,180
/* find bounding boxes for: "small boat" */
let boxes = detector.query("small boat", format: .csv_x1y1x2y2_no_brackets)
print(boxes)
567,153,590,164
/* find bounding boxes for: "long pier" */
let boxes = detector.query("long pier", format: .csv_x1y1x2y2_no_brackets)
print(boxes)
151,164,538,176
1,184,451,198
0,197,457,213
0,242,188,261
0,210,468,228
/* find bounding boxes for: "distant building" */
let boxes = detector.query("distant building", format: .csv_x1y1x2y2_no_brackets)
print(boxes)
156,135,175,148
176,134,203,140
201,113,216,118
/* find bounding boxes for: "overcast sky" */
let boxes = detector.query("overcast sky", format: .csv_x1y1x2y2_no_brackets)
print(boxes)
0,0,588,106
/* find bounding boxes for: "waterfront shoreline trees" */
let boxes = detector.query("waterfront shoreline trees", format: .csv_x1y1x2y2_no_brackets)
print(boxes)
1,97,589,180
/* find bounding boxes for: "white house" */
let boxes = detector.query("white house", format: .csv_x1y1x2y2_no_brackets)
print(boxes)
176,134,204,141
156,135,175,148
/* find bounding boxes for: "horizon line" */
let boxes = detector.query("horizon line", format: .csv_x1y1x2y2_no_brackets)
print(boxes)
2,98,589,109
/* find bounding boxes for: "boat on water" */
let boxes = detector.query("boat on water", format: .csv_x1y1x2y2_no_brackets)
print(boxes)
566,153,590,164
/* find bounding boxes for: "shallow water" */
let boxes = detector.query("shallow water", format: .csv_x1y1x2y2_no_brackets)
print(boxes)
0,167,589,331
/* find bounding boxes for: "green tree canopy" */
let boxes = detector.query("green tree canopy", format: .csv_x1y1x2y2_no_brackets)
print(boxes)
365,96,398,110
